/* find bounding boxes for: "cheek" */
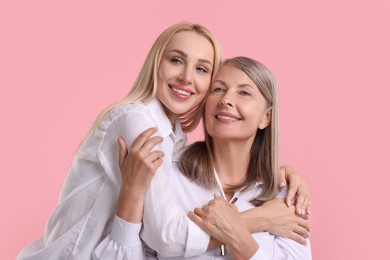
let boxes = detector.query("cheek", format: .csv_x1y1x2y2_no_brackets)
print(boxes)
158,66,167,82
204,112,214,134
198,77,211,93
205,96,216,110
158,61,174,81
157,69,164,89
204,96,219,117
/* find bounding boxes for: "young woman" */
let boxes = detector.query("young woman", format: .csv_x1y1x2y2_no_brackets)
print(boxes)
17,22,309,259
97,57,311,259
17,21,221,260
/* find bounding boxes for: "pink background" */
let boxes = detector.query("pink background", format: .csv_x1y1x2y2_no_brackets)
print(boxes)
1,0,389,259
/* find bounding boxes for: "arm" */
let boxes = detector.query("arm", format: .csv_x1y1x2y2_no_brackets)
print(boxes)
18,106,160,260
235,166,310,245
18,157,146,260
116,134,212,257
240,198,310,245
17,149,125,260
280,165,311,216
116,128,164,223
94,129,163,260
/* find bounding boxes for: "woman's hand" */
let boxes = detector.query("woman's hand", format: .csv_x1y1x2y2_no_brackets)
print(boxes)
188,194,259,259
116,127,164,223
240,198,309,245
280,165,311,216
261,198,309,245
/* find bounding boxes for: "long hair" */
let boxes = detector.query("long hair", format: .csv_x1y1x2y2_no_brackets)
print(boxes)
79,22,222,149
180,57,280,206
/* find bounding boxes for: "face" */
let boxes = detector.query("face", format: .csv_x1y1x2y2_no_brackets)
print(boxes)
205,64,271,142
156,31,214,124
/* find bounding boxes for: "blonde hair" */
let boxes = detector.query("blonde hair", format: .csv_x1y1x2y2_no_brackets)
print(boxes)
81,22,222,147
180,57,280,206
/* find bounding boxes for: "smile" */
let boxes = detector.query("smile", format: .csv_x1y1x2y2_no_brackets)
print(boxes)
216,115,239,121
171,87,192,96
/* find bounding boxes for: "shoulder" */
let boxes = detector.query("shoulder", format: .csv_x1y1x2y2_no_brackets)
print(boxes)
109,103,150,120
79,103,156,155
103,103,155,131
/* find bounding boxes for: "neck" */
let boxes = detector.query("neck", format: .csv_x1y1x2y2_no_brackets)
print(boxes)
161,105,179,128
212,138,254,189
167,115,178,129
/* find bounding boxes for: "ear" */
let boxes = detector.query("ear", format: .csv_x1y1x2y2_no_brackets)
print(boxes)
259,108,272,130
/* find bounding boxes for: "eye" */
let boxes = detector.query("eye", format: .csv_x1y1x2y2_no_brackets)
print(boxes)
196,66,208,74
170,57,183,65
212,86,225,93
239,90,251,96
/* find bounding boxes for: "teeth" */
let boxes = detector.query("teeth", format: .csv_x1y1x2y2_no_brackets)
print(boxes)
217,115,238,121
172,87,191,96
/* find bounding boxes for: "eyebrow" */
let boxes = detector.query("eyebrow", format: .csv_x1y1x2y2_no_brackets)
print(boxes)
214,79,255,89
168,49,213,66
213,79,227,86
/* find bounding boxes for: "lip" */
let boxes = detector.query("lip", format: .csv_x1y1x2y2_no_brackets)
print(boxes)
169,84,195,100
214,112,241,122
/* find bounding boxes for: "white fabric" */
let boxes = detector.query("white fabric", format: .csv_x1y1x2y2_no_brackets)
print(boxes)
98,159,312,259
145,161,312,259
17,98,186,260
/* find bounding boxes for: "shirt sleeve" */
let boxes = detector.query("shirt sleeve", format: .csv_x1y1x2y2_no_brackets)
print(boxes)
250,247,272,260
96,106,158,187
17,158,117,260
185,220,211,257
273,237,312,260
248,238,311,260
92,216,146,260
17,105,159,260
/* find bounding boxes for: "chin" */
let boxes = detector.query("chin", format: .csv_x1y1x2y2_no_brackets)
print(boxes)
173,105,193,114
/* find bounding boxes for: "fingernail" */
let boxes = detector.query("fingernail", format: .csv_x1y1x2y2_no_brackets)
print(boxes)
280,181,286,187
307,209,311,215
287,200,291,207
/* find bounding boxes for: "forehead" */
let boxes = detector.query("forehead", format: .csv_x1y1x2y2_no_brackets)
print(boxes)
215,64,255,87
164,31,214,61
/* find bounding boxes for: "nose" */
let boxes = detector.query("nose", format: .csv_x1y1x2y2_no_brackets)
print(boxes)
219,92,233,107
178,67,193,85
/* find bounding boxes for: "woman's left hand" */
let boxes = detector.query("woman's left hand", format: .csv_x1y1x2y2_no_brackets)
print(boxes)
188,194,258,259
279,165,311,216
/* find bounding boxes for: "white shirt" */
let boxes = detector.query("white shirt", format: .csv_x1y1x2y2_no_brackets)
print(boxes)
95,156,312,259
17,98,186,260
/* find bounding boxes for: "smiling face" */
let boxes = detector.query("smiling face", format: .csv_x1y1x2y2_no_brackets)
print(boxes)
156,30,214,125
205,64,272,142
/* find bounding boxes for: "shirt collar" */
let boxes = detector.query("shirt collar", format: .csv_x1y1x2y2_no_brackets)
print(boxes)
146,98,172,138
146,98,185,145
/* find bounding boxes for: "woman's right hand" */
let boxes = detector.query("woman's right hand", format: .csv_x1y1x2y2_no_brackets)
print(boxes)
260,198,310,245
116,127,164,223
188,194,259,260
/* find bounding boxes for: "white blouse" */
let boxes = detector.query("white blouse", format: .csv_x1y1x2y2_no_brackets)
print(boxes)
17,98,186,260
95,158,312,259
